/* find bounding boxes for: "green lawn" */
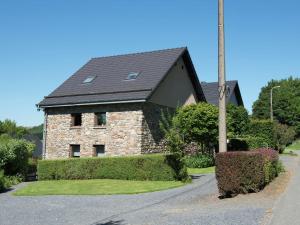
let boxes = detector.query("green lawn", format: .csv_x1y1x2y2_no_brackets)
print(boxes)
285,140,300,151
187,166,215,175
14,179,185,196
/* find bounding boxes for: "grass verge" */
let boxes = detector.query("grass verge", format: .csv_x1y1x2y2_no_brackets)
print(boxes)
282,150,298,156
187,166,215,175
285,140,300,151
14,179,185,196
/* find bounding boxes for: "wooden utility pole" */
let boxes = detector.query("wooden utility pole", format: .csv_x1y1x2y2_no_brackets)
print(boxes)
218,0,227,152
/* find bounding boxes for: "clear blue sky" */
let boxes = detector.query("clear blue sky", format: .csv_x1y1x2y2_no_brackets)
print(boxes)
0,0,299,127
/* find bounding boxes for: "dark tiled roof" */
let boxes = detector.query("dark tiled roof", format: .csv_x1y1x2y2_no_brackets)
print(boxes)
38,47,205,107
201,80,244,106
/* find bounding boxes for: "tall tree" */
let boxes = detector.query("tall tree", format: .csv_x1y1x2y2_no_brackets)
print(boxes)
252,77,300,134
227,104,250,137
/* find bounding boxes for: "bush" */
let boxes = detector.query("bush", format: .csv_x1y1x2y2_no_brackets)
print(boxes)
38,154,188,181
0,138,35,177
273,122,296,153
228,136,268,151
216,149,281,197
0,170,9,192
227,104,250,136
248,120,275,148
174,103,218,150
184,154,214,168
28,158,38,175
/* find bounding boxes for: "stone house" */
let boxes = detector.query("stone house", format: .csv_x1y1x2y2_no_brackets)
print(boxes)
37,47,206,159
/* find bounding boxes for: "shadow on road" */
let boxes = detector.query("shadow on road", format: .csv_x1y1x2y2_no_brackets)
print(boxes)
190,174,205,180
92,220,125,225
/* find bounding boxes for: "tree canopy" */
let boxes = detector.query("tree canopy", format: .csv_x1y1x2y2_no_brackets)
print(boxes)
0,119,28,139
252,77,300,134
227,104,250,137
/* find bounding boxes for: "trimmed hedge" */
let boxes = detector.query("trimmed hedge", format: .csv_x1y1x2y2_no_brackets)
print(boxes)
228,136,268,151
216,149,281,197
37,154,188,181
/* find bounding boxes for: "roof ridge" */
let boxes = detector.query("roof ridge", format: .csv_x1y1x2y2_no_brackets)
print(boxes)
202,80,238,85
91,47,187,60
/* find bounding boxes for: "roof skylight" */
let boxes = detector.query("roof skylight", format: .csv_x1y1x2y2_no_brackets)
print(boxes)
83,76,96,84
126,72,140,80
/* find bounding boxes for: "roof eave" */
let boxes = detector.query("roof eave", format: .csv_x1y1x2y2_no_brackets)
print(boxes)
37,99,147,109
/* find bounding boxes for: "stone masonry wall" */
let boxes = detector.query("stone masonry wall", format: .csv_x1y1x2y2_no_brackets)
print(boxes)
45,104,143,159
141,103,175,154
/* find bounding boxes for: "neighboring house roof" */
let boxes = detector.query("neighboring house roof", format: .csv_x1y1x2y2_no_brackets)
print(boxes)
201,80,244,106
38,47,205,108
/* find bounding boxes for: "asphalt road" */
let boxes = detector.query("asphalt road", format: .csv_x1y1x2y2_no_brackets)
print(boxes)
0,154,298,225
269,151,300,225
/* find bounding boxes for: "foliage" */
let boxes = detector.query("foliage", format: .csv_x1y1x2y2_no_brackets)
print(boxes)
227,104,250,137
252,77,300,135
0,119,28,139
37,154,188,181
174,103,218,151
0,170,9,192
27,124,43,140
184,154,214,168
248,119,275,148
273,122,296,153
286,139,300,150
0,171,21,192
159,108,184,159
28,158,38,175
183,142,203,156
0,138,35,177
228,136,268,151
14,179,185,196
216,149,281,197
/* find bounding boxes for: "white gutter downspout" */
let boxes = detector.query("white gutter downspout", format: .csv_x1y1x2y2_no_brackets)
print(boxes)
42,110,48,159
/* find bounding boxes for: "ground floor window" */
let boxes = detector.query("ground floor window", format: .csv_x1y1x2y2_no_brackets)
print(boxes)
70,144,80,158
94,145,105,157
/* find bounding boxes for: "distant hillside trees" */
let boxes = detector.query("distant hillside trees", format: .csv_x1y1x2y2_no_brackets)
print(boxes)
0,119,28,139
27,124,43,140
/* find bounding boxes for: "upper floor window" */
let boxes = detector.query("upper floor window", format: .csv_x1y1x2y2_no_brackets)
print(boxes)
71,113,82,126
70,144,80,158
95,112,106,126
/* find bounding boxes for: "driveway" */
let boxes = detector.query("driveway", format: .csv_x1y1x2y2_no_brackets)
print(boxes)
269,151,300,225
0,155,298,225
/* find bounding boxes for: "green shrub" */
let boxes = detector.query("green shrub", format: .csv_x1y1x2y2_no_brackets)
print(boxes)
38,154,188,181
227,104,250,136
174,103,218,150
216,149,281,197
273,122,296,153
27,158,38,175
0,170,9,192
184,154,214,168
248,120,275,148
0,139,35,177
228,136,268,151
